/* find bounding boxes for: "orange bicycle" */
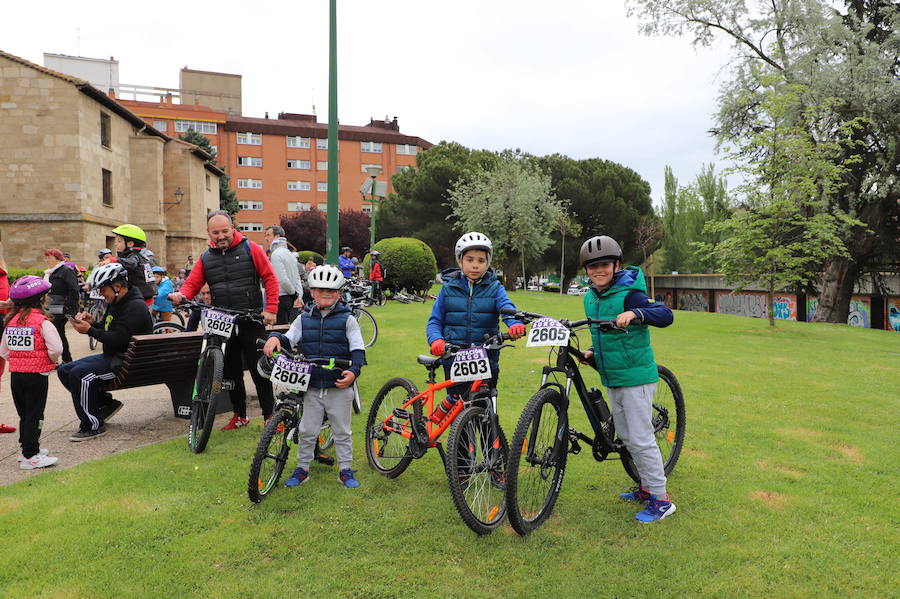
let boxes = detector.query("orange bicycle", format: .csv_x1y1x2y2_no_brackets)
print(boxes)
364,333,515,534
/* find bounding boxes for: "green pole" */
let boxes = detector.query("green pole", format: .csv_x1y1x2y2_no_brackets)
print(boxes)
325,0,339,264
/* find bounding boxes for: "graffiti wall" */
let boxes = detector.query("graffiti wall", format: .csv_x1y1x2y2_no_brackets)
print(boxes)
807,296,871,328
772,294,798,321
678,291,709,312
887,297,900,332
654,289,674,308
715,291,768,319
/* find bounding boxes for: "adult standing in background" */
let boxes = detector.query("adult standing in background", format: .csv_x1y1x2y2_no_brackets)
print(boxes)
184,255,194,276
43,248,79,364
0,243,15,433
338,247,355,279
369,250,384,304
264,225,303,325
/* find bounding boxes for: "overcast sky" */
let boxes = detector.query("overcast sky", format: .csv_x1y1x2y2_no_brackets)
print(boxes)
3,0,736,206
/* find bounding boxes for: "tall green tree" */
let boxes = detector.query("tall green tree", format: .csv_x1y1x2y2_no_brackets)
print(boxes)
177,128,239,214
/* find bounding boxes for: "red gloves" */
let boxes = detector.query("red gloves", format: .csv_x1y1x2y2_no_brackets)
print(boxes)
508,323,526,338
430,339,446,356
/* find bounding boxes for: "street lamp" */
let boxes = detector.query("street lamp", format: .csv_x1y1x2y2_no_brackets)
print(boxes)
364,165,383,249
164,186,185,206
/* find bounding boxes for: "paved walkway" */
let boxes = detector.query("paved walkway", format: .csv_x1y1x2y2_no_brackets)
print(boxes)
0,322,262,486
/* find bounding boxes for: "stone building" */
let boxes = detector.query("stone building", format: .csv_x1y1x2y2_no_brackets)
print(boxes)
0,50,221,271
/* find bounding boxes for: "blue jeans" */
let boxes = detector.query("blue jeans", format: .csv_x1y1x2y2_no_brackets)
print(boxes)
57,353,116,431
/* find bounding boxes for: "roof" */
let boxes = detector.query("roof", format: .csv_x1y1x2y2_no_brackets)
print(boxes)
118,98,228,123
223,114,433,148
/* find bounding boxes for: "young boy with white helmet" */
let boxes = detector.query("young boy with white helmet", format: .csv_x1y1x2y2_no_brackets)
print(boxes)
262,265,366,489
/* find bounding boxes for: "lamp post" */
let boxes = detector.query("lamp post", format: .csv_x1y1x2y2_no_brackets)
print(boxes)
163,186,184,207
364,165,383,250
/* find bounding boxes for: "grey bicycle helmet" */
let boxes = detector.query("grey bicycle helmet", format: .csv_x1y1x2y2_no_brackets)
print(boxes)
307,265,346,290
579,235,622,267
455,232,493,264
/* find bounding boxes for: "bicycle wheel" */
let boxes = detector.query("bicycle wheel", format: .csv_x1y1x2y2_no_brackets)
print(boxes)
505,388,568,536
351,380,362,414
446,406,509,535
353,307,378,348
153,321,185,335
620,365,686,483
188,346,223,454
88,304,103,350
365,377,421,478
248,409,294,503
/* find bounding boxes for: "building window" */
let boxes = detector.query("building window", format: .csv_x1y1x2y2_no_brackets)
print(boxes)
153,120,167,132
361,205,373,214
287,136,310,148
316,138,328,150
287,160,310,170
396,144,418,156
317,182,328,192
397,165,412,173
101,168,112,206
361,163,382,173
317,203,328,212
237,223,264,232
237,178,263,189
237,132,262,145
317,161,329,171
288,202,311,212
361,141,382,153
287,181,311,191
237,156,263,167
100,113,111,148
238,200,263,210
205,174,211,191
175,120,217,134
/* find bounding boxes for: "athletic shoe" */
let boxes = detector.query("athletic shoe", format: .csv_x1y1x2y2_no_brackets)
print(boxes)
69,427,107,442
635,496,676,523
98,399,124,423
221,414,250,430
0,423,16,433
284,466,309,487
339,468,360,489
20,453,59,470
17,448,49,462
619,486,652,503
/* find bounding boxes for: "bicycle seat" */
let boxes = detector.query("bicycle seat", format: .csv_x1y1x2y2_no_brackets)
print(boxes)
416,355,441,367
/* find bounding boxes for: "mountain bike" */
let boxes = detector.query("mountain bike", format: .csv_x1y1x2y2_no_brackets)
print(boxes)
346,297,378,348
180,300,264,454
500,308,685,535
248,346,350,503
365,333,515,534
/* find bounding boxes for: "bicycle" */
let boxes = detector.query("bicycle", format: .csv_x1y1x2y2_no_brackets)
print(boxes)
84,294,106,350
247,345,350,503
179,300,264,454
346,296,378,348
501,308,685,535
364,332,515,534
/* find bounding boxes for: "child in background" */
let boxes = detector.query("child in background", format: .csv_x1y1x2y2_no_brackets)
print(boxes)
150,266,174,321
0,276,63,469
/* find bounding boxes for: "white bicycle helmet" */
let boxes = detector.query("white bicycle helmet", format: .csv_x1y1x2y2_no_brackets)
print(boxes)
455,232,493,264
87,263,128,290
307,265,346,290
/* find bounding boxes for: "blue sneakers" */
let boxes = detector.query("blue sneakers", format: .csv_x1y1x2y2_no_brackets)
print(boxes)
284,467,309,487
619,487,652,503
339,468,360,489
635,495,676,523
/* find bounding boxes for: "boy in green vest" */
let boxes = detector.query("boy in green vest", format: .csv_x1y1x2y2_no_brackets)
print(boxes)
578,235,676,523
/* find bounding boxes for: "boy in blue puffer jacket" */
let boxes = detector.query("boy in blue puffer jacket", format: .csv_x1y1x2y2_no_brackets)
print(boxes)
425,232,525,422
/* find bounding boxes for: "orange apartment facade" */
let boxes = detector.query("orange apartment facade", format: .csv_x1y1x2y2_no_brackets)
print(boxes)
120,98,432,246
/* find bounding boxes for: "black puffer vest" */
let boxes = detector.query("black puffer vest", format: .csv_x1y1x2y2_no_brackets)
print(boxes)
200,239,263,311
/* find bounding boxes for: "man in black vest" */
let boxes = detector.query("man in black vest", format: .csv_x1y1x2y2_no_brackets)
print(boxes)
170,211,280,429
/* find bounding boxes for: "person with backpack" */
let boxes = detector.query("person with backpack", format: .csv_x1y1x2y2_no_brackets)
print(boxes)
111,224,157,306
43,248,80,364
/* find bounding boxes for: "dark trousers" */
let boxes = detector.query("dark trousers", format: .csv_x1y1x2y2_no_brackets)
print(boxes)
371,281,382,303
10,372,49,458
57,353,116,431
224,320,274,419
52,314,72,362
276,294,297,325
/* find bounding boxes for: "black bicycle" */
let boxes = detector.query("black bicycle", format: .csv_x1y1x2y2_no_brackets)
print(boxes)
501,308,685,535
180,300,264,454
248,345,351,503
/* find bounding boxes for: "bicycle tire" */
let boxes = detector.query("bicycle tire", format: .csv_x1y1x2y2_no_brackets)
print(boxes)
353,307,378,348
248,409,294,503
620,365,686,483
505,388,568,536
445,406,509,535
352,380,362,414
153,321,185,335
188,346,224,454
365,377,421,478
171,310,186,328
88,304,103,350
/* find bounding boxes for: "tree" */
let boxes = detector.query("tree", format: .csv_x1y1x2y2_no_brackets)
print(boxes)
554,204,582,294
280,209,370,260
627,0,900,322
447,154,562,286
338,209,371,257
177,128,239,214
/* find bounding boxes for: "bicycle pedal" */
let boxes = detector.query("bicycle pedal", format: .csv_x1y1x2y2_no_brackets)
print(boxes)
221,380,235,391
392,408,410,420
315,453,335,466
569,438,582,455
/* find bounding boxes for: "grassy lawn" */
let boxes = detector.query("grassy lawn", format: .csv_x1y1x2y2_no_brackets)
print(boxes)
1,290,897,598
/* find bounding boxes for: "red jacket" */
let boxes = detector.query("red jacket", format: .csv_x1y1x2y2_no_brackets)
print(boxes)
369,261,383,282
0,266,8,316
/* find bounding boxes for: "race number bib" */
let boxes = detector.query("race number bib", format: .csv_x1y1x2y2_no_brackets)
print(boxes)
450,347,491,383
143,263,155,284
202,310,236,338
526,318,571,347
5,326,34,351
89,289,103,300
270,355,312,393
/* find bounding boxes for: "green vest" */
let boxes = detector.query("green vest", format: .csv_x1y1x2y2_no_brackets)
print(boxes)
583,267,658,387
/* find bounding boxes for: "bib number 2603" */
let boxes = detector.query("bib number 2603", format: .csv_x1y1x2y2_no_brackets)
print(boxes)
450,347,491,383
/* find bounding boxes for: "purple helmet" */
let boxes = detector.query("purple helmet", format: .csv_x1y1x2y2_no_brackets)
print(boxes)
9,276,51,302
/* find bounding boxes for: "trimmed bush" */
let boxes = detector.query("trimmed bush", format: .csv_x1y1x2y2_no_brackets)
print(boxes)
5,268,46,286
296,250,324,266
362,237,437,294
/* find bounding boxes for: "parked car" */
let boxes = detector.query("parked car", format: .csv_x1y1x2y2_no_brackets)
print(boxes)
567,284,588,296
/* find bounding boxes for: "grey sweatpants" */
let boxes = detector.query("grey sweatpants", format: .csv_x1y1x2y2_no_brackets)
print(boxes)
297,385,354,471
608,383,667,496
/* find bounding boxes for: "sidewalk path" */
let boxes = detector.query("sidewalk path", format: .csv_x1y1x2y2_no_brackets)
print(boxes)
0,322,262,486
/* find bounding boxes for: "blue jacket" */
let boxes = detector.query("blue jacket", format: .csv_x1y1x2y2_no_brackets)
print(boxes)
338,255,355,278
152,277,174,312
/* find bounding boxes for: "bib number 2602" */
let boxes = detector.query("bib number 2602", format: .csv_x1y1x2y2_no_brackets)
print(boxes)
202,310,236,338
450,347,491,383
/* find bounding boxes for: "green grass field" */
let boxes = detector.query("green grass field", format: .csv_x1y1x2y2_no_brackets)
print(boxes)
1,291,897,598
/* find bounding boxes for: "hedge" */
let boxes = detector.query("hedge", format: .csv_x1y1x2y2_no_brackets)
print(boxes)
362,237,437,294
5,268,46,286
296,250,324,266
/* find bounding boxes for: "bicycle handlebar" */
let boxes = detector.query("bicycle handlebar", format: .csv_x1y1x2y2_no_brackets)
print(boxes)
499,307,633,331
254,338,352,370
179,300,264,322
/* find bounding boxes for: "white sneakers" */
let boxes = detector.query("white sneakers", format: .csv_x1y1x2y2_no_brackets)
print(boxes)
19,449,59,470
